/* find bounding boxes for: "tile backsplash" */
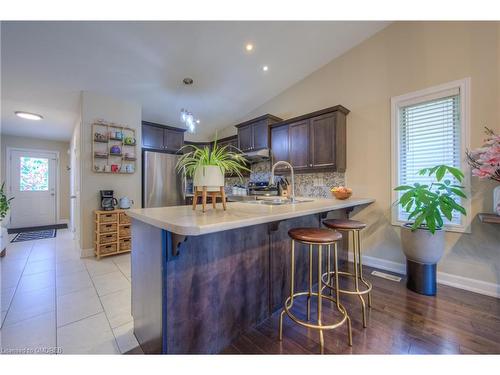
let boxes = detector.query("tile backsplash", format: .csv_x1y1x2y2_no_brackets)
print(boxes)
225,161,345,198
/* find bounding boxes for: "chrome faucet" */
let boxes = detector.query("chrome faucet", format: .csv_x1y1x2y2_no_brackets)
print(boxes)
269,161,295,203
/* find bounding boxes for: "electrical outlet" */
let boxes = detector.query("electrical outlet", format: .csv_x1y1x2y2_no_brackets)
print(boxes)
313,177,324,187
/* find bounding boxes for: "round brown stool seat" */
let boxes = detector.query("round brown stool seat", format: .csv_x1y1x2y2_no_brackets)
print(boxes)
323,218,367,230
288,227,342,244
322,218,372,328
279,226,352,353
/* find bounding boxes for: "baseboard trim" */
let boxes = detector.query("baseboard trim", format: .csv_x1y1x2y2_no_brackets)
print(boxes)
80,247,94,258
349,254,500,299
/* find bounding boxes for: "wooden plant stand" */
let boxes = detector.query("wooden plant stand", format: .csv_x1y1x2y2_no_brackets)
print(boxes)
192,186,227,213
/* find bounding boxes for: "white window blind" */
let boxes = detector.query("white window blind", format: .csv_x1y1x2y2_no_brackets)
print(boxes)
397,89,462,224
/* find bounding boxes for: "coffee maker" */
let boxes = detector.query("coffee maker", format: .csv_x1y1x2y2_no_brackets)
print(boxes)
100,190,118,211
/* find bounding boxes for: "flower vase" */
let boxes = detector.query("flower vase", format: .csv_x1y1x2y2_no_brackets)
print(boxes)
494,185,500,216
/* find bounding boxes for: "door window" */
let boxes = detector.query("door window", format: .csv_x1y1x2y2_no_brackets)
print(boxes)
19,156,49,191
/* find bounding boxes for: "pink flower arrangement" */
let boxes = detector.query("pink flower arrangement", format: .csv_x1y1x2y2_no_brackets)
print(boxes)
466,127,500,183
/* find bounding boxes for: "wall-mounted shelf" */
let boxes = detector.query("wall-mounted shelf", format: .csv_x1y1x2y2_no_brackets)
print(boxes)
478,213,500,224
92,121,137,174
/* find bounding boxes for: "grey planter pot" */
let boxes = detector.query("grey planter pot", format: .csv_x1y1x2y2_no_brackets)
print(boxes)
401,223,445,296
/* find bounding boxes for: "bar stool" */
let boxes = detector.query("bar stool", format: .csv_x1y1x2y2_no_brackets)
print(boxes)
322,219,372,328
279,227,352,353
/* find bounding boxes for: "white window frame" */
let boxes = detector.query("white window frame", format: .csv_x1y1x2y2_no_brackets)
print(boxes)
391,78,471,233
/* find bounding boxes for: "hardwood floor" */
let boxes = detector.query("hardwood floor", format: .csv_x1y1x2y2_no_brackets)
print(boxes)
222,264,500,354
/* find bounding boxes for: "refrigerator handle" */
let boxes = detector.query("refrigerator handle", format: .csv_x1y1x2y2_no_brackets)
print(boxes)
182,167,187,202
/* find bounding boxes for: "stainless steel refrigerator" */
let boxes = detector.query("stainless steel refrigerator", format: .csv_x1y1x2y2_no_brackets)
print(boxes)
142,151,185,208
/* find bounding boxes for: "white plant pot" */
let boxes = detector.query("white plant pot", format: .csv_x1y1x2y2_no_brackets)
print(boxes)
400,223,445,264
193,165,225,192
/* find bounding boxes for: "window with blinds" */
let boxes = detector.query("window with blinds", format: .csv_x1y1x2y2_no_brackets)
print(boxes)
393,83,468,228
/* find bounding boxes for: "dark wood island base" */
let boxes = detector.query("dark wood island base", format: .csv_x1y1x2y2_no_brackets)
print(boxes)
131,211,355,354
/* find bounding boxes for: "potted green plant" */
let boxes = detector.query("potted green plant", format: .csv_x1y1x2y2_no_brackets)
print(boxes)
394,165,467,295
0,182,14,257
176,137,250,194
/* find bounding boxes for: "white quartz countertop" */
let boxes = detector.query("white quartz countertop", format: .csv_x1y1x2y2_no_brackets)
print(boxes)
126,197,375,236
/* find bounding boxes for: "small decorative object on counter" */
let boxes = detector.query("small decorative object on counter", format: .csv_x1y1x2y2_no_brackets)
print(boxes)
466,127,500,215
111,164,120,173
331,186,352,200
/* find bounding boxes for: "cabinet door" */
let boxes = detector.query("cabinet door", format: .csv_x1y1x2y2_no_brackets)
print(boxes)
289,120,310,170
164,129,184,152
238,124,253,151
252,120,269,150
271,125,289,165
142,124,165,149
310,112,336,168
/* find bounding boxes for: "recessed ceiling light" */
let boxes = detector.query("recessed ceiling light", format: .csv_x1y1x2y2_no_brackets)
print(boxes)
245,43,254,52
15,111,43,121
262,65,269,72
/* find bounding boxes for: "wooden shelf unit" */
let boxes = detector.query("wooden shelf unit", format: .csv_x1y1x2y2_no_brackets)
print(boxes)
92,121,137,174
94,209,132,259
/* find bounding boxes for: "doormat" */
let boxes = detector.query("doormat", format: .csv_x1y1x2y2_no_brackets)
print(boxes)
11,229,57,243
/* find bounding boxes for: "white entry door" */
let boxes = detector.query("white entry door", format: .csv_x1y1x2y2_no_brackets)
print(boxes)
9,149,58,228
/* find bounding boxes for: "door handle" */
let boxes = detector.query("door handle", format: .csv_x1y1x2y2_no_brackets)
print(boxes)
70,195,77,199
51,193,55,196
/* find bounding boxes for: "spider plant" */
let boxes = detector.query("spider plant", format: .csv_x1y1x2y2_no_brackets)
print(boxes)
176,136,250,180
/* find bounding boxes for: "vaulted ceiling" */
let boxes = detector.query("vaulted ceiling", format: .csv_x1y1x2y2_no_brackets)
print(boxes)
1,21,389,141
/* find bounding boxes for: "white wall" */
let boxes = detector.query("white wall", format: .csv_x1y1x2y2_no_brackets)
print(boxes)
217,21,500,295
1,135,71,223
79,91,142,252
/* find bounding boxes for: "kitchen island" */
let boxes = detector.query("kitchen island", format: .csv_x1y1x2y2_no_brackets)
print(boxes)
127,197,374,354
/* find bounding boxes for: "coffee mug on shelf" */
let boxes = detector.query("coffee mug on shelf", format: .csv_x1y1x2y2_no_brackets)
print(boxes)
111,164,120,173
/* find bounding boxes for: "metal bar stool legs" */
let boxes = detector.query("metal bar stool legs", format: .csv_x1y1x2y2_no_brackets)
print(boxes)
279,227,352,354
323,219,373,329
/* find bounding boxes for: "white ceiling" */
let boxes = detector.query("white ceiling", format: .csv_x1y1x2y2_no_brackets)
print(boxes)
1,21,389,142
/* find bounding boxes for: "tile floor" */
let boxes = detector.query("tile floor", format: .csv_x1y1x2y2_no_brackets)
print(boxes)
0,229,138,354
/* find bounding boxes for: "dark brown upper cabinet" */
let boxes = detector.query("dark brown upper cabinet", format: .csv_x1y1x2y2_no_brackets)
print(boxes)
289,120,310,170
270,124,289,164
215,135,238,150
310,112,336,168
235,114,283,152
142,121,186,153
269,105,349,173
